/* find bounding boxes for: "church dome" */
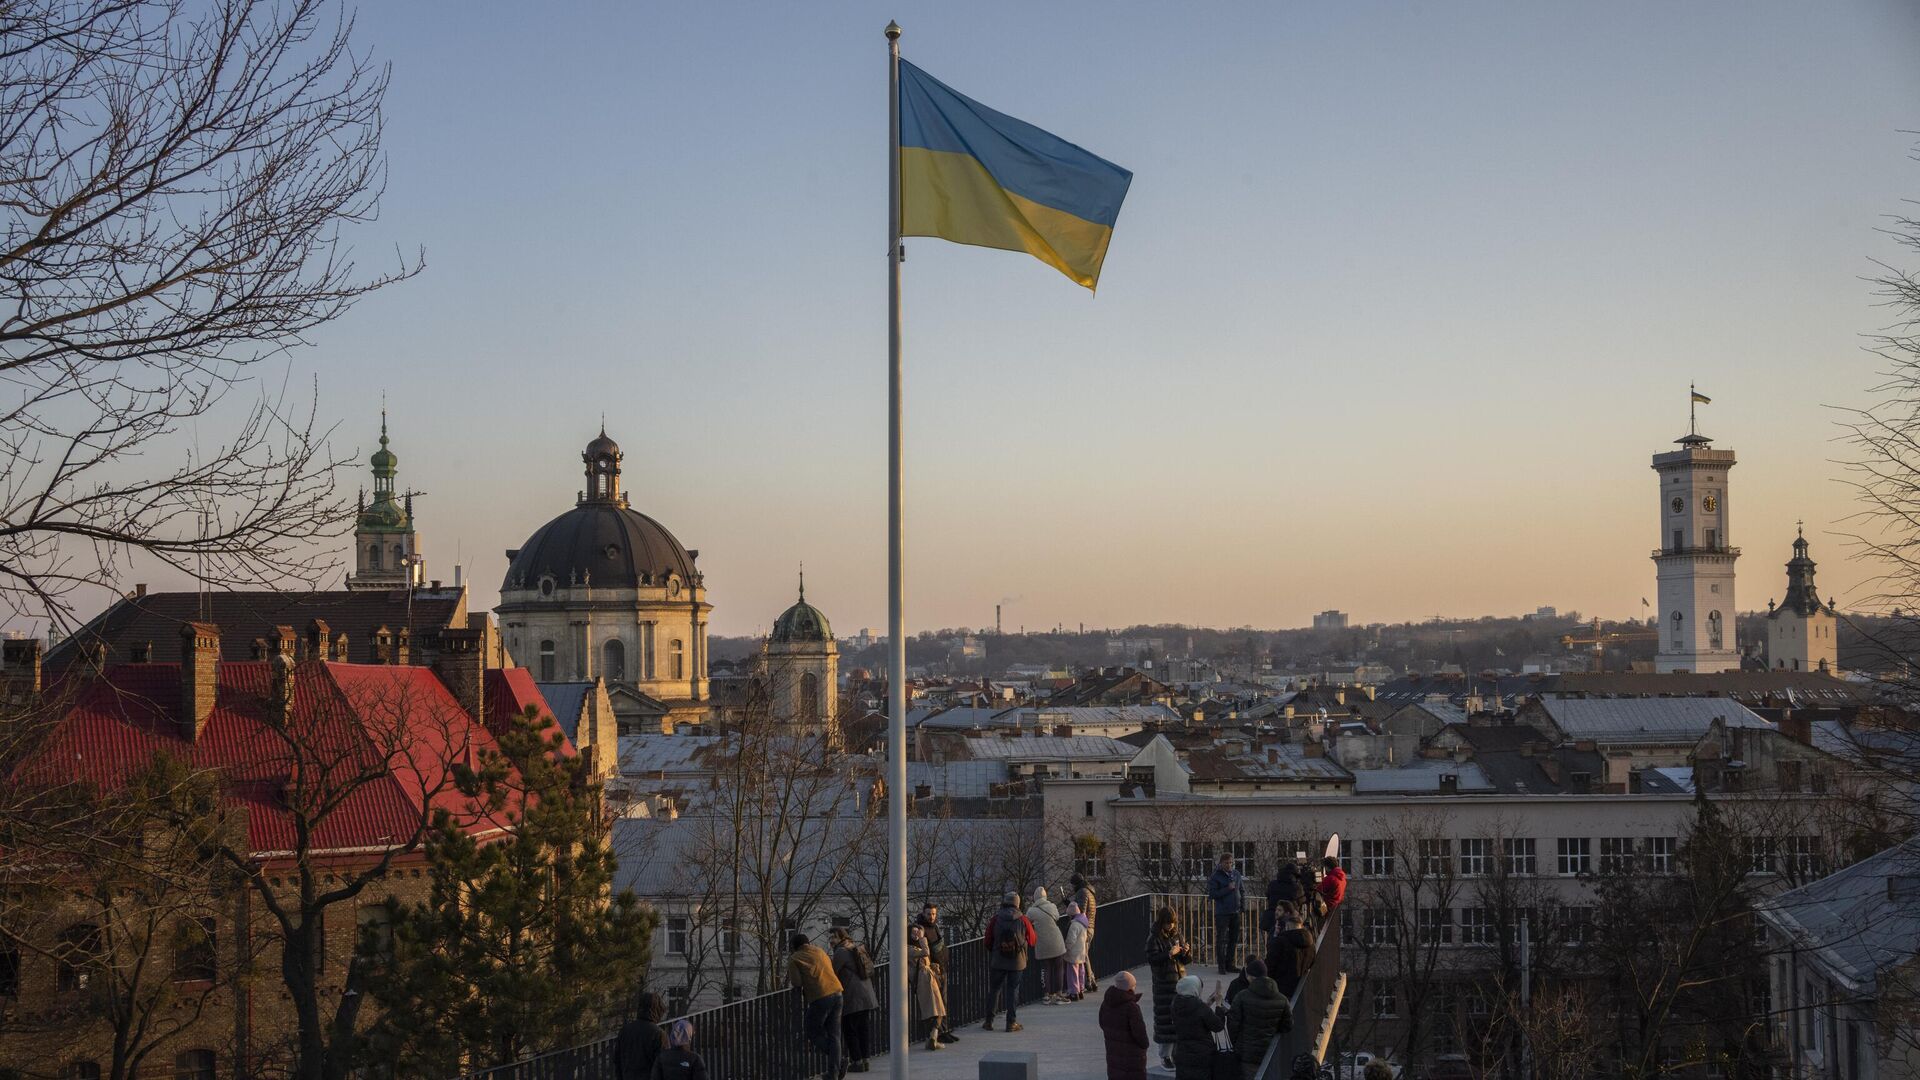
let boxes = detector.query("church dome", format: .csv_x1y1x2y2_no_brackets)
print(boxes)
503,431,698,593
771,575,832,643
503,502,696,592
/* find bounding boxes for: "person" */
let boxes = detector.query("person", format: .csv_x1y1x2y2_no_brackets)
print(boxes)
1317,856,1348,914
1145,905,1192,1071
1072,872,1099,991
613,991,668,1080
1207,852,1248,974
982,890,1036,1032
1170,974,1228,1080
908,925,948,1050
1029,885,1068,1003
1226,959,1291,1079
1264,862,1300,935
1265,909,1316,999
1362,1060,1396,1080
1063,901,1091,1001
648,1019,708,1080
786,933,845,1080
914,903,959,1044
829,927,878,1073
1098,969,1150,1080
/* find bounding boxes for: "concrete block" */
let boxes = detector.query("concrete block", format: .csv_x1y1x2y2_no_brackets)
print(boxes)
979,1049,1039,1080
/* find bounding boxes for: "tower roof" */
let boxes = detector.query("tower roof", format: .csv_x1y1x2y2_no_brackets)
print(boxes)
502,431,697,592
1770,524,1832,619
770,571,833,644
358,411,409,532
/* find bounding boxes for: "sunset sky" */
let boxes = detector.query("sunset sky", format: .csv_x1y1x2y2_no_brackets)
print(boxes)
145,1,1920,637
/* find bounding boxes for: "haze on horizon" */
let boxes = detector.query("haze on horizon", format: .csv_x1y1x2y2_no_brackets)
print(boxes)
50,1,1920,640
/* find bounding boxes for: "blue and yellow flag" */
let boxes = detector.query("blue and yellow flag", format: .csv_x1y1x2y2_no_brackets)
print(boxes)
898,60,1132,290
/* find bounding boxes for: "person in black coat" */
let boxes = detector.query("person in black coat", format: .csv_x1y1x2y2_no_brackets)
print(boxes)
1169,975,1227,1080
1145,906,1192,1070
648,1019,708,1080
1265,910,1316,999
614,991,667,1080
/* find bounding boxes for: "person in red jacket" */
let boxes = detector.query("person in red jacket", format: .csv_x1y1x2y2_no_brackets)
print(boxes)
1317,856,1348,913
983,891,1039,1031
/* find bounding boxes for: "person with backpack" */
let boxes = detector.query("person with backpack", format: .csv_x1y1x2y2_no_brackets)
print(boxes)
647,1019,709,1080
1029,886,1068,1003
829,927,878,1073
1226,959,1291,1079
982,891,1037,1031
1265,909,1316,999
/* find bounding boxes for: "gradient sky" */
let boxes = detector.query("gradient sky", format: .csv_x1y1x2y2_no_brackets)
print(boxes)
139,1,1920,637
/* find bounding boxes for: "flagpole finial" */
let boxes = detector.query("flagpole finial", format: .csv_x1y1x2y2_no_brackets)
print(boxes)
884,20,901,40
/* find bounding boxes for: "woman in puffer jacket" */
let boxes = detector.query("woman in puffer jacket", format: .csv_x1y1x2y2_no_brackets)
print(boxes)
1169,975,1227,1080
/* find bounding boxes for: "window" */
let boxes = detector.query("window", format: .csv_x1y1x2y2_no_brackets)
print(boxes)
1364,908,1397,946
1783,835,1821,878
721,919,741,956
666,985,690,1016
1084,801,1094,818
1706,528,1718,549
1372,983,1398,1019
800,671,821,722
1418,838,1452,878
173,1050,216,1080
1708,610,1723,649
173,916,216,982
1599,837,1635,874
1776,760,1803,793
1075,837,1108,880
1556,837,1591,876
1746,837,1778,875
1276,839,1311,867
64,1064,101,1079
604,639,626,682
357,904,394,959
367,544,381,569
1138,842,1172,881
670,639,685,680
56,923,101,992
643,623,656,679
1460,907,1493,945
1180,841,1215,881
1558,906,1594,946
1360,839,1395,878
538,639,556,682
666,916,689,955
1502,837,1537,876
1418,907,1453,945
1467,986,1492,1018
1459,838,1491,877
1224,839,1259,880
1646,836,1676,874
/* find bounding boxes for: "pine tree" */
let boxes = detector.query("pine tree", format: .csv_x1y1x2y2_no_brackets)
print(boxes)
360,705,656,1075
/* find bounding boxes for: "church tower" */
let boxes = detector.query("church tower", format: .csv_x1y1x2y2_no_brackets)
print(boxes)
1765,526,1838,674
765,571,839,734
1651,410,1739,673
346,412,424,591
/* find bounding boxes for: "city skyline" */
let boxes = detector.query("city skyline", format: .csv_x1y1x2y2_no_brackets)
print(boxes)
47,1,1920,638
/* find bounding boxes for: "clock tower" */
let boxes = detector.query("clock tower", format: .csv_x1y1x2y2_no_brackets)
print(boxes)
1651,416,1739,673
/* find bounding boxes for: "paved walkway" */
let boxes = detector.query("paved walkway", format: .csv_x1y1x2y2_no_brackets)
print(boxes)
867,965,1176,1080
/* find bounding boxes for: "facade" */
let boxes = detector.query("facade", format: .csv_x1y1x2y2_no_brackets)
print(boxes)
1314,610,1351,631
496,431,712,732
1652,426,1740,673
1766,527,1840,674
345,412,425,591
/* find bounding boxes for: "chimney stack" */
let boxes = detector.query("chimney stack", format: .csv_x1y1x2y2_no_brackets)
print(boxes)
434,628,486,725
1303,737,1325,759
2,639,43,701
332,631,349,662
267,626,297,726
179,622,219,740
1778,712,1811,747
306,619,332,662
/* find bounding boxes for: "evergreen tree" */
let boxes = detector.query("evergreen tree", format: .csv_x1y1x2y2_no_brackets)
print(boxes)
360,705,656,1075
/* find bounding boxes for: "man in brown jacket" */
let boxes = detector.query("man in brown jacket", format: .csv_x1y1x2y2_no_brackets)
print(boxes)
788,934,846,1079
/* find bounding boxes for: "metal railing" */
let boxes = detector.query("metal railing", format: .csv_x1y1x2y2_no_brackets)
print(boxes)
460,893,1154,1080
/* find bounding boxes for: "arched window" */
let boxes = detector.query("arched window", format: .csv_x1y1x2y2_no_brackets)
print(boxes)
800,672,821,722
604,639,626,682
392,544,406,569
172,917,216,982
538,640,556,682
367,544,381,570
1708,610,1724,649
670,639,685,681
174,1049,217,1080
56,923,101,992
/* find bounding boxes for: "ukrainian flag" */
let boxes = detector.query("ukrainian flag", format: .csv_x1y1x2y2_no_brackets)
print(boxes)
898,60,1132,290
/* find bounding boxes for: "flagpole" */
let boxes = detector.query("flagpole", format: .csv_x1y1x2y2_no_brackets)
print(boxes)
884,19,909,1080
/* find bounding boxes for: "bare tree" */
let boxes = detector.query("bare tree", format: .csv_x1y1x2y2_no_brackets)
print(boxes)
1340,808,1467,1064
0,0,419,627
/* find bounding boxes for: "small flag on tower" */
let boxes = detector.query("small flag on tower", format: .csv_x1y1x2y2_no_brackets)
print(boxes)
1691,390,1711,404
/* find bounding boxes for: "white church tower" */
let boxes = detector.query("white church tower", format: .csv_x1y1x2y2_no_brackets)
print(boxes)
1651,393,1740,673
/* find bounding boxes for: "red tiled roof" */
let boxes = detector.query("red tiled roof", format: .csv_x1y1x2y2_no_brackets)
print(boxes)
21,660,532,857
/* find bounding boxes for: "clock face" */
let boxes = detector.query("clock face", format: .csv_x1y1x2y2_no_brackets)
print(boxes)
1671,496,1685,514
1703,494,1718,513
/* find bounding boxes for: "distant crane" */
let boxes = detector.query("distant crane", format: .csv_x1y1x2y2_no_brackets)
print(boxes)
1559,618,1657,673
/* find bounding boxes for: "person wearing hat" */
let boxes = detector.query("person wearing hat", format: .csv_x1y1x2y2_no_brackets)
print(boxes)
1170,974,1228,1080
647,1019,708,1079
982,890,1037,1032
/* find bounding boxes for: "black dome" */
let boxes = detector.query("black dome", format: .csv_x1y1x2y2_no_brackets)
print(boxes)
503,502,697,591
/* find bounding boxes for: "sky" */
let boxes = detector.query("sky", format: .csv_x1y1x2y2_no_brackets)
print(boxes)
143,1,1920,637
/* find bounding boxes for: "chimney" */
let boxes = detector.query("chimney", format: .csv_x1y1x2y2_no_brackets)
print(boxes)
267,626,297,726
1439,773,1459,796
372,626,394,664
1778,712,1811,746
305,619,331,662
332,632,349,662
434,628,486,724
395,627,412,666
2,639,43,700
179,622,219,740
250,638,268,660
1303,737,1325,759
1267,747,1279,764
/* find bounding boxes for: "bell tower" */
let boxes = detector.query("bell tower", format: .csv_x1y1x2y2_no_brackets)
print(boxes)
1650,401,1739,673
1765,525,1839,674
346,411,424,591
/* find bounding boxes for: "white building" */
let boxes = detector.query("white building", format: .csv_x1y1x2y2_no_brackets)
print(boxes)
1651,420,1740,673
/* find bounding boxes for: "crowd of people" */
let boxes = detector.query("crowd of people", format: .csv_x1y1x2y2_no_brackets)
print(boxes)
610,857,1344,1080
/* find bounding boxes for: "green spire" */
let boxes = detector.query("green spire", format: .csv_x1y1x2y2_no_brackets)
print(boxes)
359,409,409,532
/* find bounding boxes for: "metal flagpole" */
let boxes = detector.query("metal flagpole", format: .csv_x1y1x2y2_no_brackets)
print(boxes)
884,19,909,1080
